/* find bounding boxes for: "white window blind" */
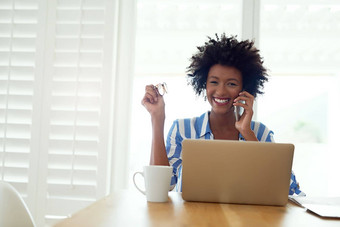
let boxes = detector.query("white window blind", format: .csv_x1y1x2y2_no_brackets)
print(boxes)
0,0,118,226
0,0,40,208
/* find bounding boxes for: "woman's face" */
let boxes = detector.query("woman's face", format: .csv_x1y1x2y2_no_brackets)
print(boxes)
206,64,243,115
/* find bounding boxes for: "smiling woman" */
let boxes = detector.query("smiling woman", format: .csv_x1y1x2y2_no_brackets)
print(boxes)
140,33,305,196
129,0,340,203
185,35,268,142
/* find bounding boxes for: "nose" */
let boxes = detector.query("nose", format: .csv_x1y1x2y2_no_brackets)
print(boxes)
216,84,227,96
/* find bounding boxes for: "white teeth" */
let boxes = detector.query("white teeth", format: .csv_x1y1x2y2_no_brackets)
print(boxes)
214,98,229,103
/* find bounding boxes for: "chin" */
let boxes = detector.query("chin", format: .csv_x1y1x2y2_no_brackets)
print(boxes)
212,107,229,115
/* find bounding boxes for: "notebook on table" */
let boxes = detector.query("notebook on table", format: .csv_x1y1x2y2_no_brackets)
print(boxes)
289,196,340,218
181,139,295,206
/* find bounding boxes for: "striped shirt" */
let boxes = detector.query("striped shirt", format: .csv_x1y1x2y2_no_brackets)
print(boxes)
165,111,305,196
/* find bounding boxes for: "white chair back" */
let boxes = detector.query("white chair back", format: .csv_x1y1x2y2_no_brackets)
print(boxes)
0,181,36,227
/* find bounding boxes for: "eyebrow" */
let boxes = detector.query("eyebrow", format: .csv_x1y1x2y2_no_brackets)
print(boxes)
208,76,240,82
208,76,219,80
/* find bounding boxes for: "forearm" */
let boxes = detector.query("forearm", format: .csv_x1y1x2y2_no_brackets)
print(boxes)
149,116,169,166
241,129,259,142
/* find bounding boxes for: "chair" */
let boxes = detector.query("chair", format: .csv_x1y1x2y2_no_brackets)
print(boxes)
0,181,36,227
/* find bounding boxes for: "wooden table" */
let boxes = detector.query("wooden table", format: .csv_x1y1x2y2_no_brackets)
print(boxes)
54,190,340,227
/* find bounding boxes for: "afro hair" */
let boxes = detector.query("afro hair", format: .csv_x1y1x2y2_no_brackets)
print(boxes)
187,33,268,98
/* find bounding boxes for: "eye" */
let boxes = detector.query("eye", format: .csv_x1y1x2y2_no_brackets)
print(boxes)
209,80,218,85
227,82,238,87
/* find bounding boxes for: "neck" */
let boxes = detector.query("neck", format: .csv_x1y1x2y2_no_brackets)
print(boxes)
209,110,236,132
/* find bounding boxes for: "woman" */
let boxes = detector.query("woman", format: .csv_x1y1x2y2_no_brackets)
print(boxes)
141,34,304,196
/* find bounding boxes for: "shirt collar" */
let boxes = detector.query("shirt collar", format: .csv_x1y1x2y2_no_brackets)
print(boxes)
198,111,246,140
198,111,213,138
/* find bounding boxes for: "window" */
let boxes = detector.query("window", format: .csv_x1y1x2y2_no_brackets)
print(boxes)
0,0,119,226
257,0,340,196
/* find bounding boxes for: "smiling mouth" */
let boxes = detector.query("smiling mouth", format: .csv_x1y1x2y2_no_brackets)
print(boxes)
213,97,230,104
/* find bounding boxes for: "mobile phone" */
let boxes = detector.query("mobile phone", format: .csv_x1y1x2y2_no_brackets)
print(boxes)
234,101,244,122
234,106,240,121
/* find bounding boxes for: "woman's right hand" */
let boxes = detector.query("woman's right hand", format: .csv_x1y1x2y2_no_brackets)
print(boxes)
142,84,168,166
141,84,165,119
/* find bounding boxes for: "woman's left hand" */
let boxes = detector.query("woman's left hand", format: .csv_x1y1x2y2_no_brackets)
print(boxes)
233,91,258,140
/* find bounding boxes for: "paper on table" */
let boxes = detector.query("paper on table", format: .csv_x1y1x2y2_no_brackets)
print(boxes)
289,196,340,218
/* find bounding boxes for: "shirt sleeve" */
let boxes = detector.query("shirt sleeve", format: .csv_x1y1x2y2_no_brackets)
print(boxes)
289,171,306,196
166,120,183,191
265,130,275,142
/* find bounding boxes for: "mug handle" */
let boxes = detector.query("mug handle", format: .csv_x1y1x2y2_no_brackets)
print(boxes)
133,172,146,195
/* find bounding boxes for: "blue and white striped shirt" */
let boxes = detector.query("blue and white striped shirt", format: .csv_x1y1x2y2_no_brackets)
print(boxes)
165,111,305,196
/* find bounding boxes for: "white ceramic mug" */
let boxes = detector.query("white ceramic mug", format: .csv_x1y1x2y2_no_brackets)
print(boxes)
133,165,172,202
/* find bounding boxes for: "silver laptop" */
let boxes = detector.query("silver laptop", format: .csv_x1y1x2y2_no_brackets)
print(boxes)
181,139,294,206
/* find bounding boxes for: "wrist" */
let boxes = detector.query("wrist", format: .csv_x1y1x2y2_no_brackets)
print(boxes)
240,130,258,141
151,113,165,125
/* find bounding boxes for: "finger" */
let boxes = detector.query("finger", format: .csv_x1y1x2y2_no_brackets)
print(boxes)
234,93,254,105
233,102,248,110
233,98,253,112
233,97,251,106
145,84,160,96
142,93,157,105
141,91,155,104
239,91,254,98
145,85,159,101
145,84,154,91
141,97,149,106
